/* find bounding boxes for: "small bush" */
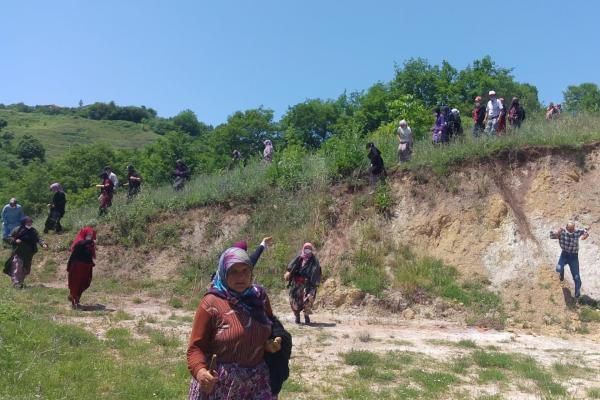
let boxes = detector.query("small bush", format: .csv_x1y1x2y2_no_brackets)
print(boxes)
342,350,380,366
580,307,600,322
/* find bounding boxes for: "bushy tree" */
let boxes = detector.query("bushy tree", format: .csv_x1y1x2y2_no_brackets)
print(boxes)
16,135,45,164
281,99,341,148
171,109,212,137
564,83,600,112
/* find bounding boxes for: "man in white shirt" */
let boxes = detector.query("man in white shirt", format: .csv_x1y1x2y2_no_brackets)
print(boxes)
484,90,503,135
104,166,119,188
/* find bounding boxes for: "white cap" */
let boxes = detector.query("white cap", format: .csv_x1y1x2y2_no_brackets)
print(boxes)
9,198,17,204
489,90,496,96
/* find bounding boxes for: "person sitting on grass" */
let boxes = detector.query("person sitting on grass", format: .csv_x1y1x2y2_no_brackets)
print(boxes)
550,222,589,299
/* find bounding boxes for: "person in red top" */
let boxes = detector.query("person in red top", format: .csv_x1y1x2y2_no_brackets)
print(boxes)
67,227,96,309
96,172,114,215
187,247,282,400
496,97,507,134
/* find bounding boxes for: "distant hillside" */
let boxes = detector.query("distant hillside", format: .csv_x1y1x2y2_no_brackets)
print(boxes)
0,109,161,159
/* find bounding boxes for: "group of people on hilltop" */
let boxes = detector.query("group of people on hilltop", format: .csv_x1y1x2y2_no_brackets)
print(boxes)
471,91,526,137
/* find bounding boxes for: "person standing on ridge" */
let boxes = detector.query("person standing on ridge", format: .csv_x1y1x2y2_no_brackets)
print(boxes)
396,119,413,163
508,97,526,129
44,183,66,234
484,90,503,135
366,142,385,194
496,98,507,134
173,159,191,191
472,96,486,137
263,140,274,163
550,222,589,298
2,198,24,241
432,107,445,143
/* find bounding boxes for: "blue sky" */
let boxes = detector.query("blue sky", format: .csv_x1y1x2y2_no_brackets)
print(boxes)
1,0,596,125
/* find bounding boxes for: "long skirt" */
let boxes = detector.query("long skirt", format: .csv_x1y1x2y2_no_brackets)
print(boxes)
289,282,316,315
188,361,273,400
398,142,412,163
44,209,63,233
8,254,33,287
68,260,93,305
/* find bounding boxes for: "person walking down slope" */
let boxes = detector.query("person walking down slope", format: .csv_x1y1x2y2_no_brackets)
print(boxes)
44,183,67,234
546,102,561,121
396,119,413,163
366,142,385,194
125,165,142,200
508,97,526,129
432,107,445,144
2,198,24,241
484,90,503,135
104,166,119,189
285,243,322,325
472,96,486,137
187,246,283,400
173,159,191,191
67,227,97,309
97,172,114,216
3,216,48,288
263,140,274,163
550,222,589,299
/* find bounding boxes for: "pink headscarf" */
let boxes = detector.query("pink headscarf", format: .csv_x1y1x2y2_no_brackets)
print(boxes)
300,242,314,265
50,183,63,193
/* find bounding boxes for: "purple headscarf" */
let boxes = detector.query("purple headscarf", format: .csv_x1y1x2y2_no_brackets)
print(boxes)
50,183,63,193
209,247,271,324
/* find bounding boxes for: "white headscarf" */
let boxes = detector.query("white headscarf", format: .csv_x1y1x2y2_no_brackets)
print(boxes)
397,120,412,143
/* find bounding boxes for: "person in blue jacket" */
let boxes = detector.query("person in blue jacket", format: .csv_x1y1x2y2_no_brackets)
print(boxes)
2,198,24,241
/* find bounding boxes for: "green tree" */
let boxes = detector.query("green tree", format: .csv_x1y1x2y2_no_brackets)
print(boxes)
281,99,341,148
0,118,7,131
207,108,278,169
140,131,201,183
171,109,212,137
563,83,600,112
16,135,46,164
387,95,431,140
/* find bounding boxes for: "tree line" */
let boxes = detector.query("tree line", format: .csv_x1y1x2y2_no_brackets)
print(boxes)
1,56,599,215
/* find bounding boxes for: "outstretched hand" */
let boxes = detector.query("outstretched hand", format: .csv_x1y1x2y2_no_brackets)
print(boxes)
262,237,274,247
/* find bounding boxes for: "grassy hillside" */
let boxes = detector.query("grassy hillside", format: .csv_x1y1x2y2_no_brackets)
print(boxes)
0,109,160,159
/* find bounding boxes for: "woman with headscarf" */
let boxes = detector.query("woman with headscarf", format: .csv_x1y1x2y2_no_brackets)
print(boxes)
187,247,284,400
263,140,274,163
508,97,526,129
173,159,191,191
3,216,48,288
44,183,67,234
396,119,413,163
285,243,322,325
67,227,97,309
97,172,114,215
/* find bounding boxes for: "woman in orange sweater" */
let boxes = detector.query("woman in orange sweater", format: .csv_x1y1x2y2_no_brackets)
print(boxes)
187,247,282,400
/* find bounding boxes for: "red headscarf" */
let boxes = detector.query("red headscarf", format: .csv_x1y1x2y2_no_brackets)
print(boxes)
300,242,314,265
71,227,97,258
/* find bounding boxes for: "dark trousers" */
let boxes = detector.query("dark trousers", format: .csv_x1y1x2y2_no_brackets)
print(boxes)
44,209,63,233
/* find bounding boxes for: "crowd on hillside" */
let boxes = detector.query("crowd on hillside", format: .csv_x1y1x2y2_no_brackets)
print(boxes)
2,88,588,400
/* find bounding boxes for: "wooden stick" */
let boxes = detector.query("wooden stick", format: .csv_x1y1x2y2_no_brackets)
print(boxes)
208,354,217,373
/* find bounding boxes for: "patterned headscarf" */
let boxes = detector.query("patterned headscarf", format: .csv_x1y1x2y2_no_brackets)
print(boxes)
209,247,270,324
300,242,314,266
50,183,63,193
70,226,97,258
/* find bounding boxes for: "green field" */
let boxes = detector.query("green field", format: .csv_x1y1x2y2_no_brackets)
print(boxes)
0,110,161,159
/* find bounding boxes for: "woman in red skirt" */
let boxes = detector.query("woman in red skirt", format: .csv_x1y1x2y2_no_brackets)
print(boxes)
67,227,97,309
